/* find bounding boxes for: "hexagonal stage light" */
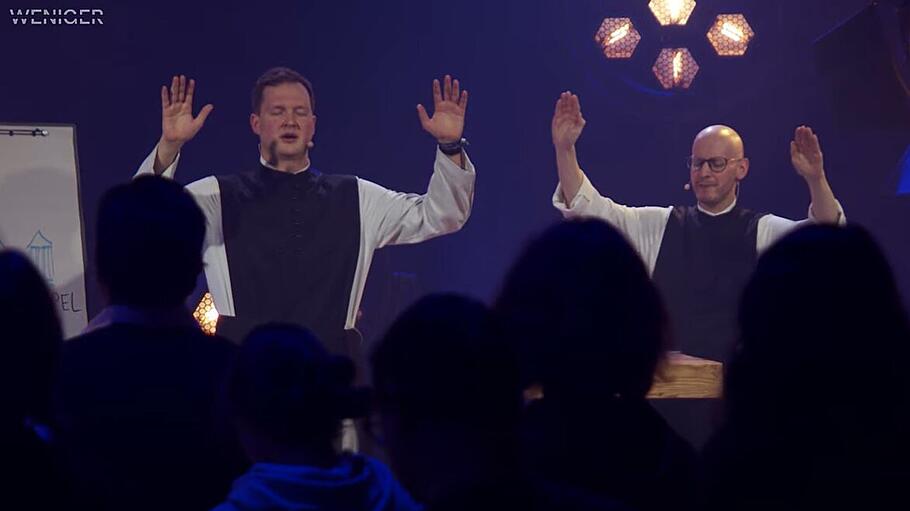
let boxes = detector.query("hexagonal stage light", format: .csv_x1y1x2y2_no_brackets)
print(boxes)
649,0,697,26
652,48,699,89
193,292,219,335
707,14,755,56
594,17,642,59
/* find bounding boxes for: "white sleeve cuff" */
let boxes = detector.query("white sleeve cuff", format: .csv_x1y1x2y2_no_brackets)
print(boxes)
553,172,595,213
435,147,476,177
135,144,180,179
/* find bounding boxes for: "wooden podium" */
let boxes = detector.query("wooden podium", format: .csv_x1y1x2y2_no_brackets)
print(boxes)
523,352,723,402
648,352,723,399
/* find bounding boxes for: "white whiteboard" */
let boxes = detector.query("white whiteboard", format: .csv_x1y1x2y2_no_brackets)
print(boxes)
0,124,88,338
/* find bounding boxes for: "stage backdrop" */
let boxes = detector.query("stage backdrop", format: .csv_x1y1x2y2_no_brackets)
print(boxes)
2,0,906,341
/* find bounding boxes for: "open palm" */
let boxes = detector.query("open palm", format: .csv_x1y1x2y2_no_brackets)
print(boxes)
160,75,213,146
417,75,468,143
790,125,825,180
552,92,586,151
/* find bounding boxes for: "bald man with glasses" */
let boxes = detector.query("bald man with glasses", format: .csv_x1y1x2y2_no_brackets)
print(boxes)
549,91,844,364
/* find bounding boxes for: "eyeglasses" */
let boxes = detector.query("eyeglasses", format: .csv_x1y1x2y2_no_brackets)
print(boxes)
686,156,745,173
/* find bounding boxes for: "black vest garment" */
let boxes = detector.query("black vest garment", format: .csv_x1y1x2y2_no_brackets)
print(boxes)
214,164,360,353
651,206,766,363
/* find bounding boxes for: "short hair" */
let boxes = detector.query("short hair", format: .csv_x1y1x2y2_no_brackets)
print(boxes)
494,219,668,401
251,67,316,114
227,323,369,448
372,294,522,430
96,175,205,307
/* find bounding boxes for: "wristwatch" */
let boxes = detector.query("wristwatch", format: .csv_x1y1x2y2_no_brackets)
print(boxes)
438,137,468,156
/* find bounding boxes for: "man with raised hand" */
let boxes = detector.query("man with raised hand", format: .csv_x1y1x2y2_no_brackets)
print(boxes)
133,68,475,354
550,91,844,363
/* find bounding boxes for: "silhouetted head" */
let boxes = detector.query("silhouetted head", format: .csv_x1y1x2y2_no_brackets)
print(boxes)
96,175,205,308
371,294,522,500
0,250,62,424
494,219,668,403
228,323,368,460
719,224,910,491
373,293,520,428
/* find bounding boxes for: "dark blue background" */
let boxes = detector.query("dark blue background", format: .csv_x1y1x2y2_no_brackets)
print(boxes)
3,0,907,341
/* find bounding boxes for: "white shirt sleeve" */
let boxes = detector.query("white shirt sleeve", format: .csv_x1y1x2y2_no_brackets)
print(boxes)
360,148,476,248
552,171,672,275
135,144,180,179
185,177,234,317
756,200,847,253
343,148,476,330
133,144,235,316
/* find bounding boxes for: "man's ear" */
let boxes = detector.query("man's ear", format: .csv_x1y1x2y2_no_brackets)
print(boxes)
737,158,750,181
250,113,260,136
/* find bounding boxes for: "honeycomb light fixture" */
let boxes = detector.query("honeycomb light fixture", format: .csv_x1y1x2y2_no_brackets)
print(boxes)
594,17,642,59
594,4,757,91
193,292,219,335
707,14,756,56
652,48,700,90
649,0,697,26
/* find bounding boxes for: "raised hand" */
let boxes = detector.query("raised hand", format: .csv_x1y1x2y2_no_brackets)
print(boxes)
552,91,586,152
417,75,468,144
160,75,214,148
790,125,825,181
